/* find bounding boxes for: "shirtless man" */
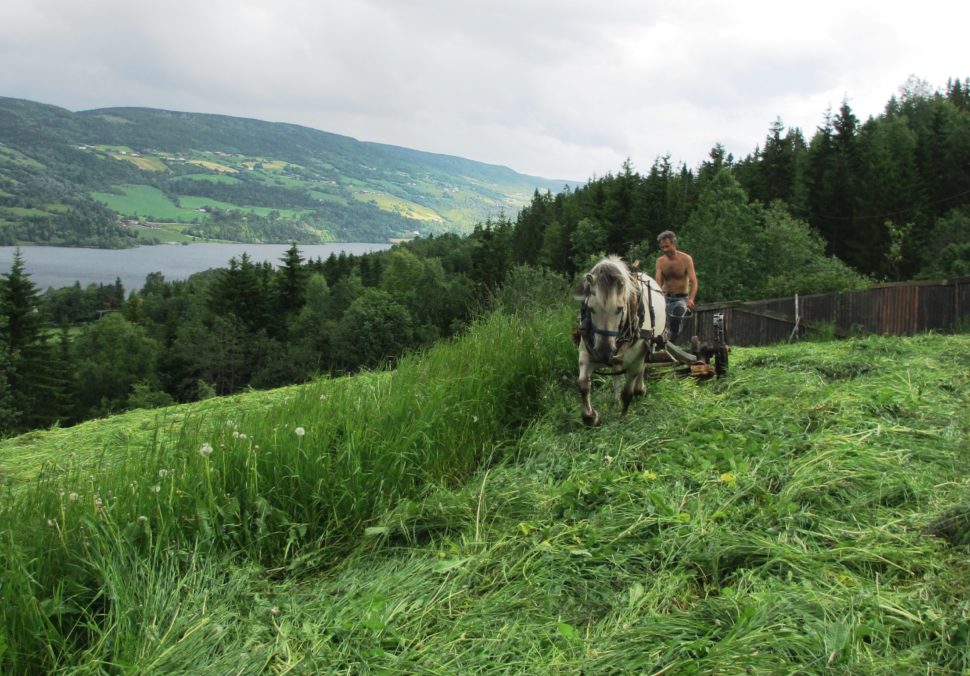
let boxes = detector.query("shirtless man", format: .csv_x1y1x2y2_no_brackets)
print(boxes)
654,230,697,344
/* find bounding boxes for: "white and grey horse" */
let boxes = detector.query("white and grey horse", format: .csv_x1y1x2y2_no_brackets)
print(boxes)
573,255,666,426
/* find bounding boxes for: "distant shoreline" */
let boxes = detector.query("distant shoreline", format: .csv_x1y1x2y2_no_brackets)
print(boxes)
0,242,393,292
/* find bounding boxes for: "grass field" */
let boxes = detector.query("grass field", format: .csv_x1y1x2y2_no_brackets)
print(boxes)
310,190,349,205
110,153,169,172
351,190,444,221
187,159,237,173
91,185,315,223
1,311,968,672
0,206,50,218
91,185,191,221
0,146,44,170
129,223,211,243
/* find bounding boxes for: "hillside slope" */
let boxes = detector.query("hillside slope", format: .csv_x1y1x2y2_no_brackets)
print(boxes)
1,324,969,672
0,97,572,247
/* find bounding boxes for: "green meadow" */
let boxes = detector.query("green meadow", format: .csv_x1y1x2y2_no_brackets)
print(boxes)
1,307,968,672
91,185,315,223
91,185,196,221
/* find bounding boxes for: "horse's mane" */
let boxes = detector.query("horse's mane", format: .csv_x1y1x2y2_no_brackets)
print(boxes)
591,255,634,301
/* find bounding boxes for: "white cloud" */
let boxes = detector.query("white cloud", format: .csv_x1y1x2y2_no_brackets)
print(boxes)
1,0,968,180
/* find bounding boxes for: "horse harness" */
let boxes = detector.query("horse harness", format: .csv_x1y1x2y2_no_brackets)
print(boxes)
578,271,662,357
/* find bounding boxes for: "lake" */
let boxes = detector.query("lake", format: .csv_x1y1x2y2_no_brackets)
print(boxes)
0,243,392,293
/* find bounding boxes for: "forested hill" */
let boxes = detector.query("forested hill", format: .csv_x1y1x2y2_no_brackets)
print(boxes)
0,97,571,247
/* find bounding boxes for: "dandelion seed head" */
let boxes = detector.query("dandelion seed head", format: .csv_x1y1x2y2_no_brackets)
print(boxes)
294,427,306,437
47,519,56,528
137,515,148,524
158,469,169,479
199,442,214,457
151,485,161,493
68,492,79,502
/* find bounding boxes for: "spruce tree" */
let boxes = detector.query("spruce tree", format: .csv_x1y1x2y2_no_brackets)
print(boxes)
0,249,69,431
277,242,308,321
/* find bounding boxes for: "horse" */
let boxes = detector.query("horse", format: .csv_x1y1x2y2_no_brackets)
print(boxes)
573,255,666,426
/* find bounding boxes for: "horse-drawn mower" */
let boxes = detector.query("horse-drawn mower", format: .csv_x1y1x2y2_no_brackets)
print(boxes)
649,310,730,379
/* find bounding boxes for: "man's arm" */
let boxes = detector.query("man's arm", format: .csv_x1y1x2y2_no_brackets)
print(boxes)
655,257,664,288
685,254,698,308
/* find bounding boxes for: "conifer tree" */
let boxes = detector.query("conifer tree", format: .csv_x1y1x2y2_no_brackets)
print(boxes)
277,243,308,320
0,337,17,435
0,249,70,431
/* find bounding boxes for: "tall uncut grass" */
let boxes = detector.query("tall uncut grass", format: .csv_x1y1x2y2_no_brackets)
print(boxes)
2,312,969,672
0,308,575,671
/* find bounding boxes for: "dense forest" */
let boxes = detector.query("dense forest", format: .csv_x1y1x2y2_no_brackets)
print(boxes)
1,77,968,436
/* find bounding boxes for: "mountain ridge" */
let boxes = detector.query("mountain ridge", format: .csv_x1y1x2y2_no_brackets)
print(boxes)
0,96,574,247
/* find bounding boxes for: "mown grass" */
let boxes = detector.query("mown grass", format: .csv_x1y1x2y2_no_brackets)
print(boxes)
1,317,968,672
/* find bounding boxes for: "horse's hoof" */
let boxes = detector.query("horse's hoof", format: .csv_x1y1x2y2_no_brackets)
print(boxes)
635,386,646,397
582,411,601,427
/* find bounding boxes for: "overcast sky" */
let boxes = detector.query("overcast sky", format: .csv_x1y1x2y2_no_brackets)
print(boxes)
1,0,966,181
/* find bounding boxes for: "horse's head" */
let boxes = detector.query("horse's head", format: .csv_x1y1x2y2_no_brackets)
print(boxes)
575,256,634,364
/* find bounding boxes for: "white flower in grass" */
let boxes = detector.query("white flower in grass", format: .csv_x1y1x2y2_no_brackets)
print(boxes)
294,427,306,437
150,485,161,493
137,515,148,524
47,519,56,528
158,469,169,479
199,442,214,457
68,492,79,502
232,431,241,439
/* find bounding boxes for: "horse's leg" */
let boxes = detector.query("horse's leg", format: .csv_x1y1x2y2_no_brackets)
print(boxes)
634,350,648,397
621,354,647,416
577,350,600,426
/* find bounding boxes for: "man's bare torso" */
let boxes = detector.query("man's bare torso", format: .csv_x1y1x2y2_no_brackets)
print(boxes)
656,251,694,295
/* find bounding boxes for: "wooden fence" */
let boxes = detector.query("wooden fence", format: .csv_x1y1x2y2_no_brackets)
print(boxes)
681,276,970,347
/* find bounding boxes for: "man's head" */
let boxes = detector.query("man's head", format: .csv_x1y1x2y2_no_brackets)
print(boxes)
657,230,678,257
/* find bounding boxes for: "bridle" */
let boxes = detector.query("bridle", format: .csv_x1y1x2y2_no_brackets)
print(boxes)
579,274,651,360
